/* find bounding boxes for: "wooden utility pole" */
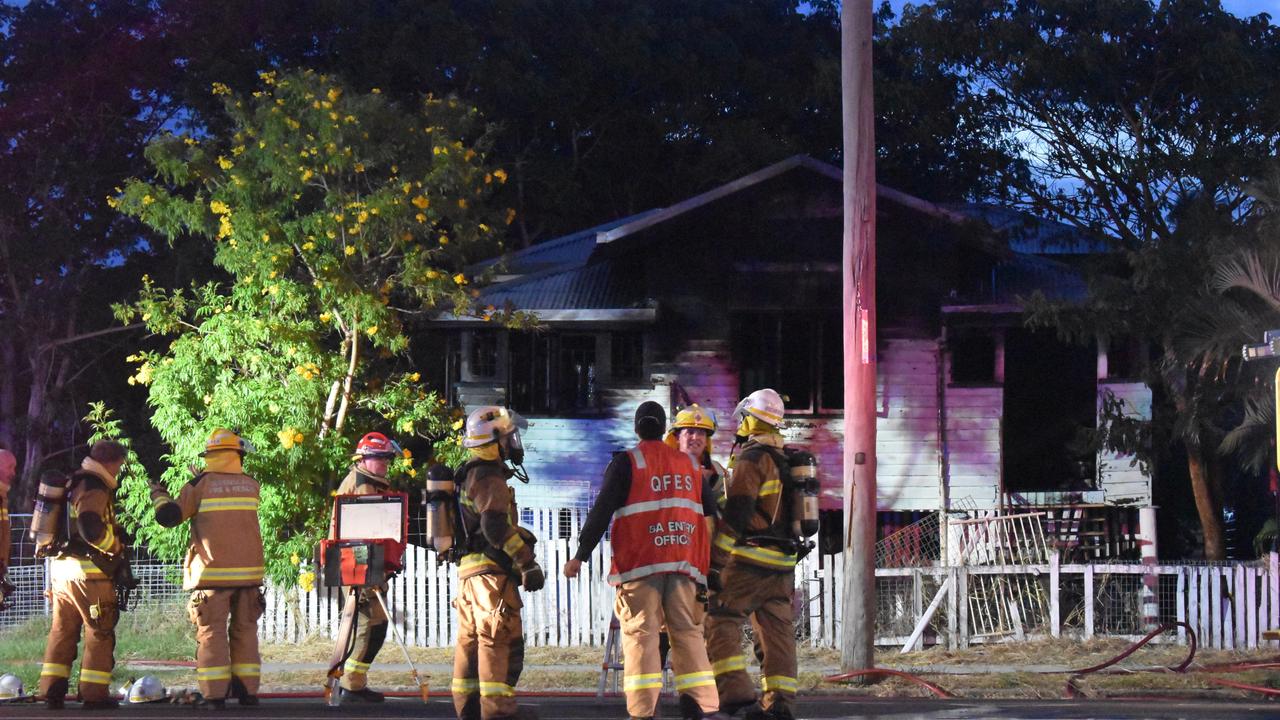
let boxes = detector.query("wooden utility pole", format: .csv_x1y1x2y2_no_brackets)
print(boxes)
840,0,877,672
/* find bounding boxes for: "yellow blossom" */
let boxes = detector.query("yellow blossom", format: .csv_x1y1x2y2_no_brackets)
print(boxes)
366,325,379,336
106,196,118,209
301,169,314,182
493,169,508,183
407,468,417,478
211,82,231,96
371,88,381,94
402,447,413,459
411,195,430,209
426,269,440,280
218,216,233,239
457,198,468,209
302,241,315,251
320,312,332,323
464,149,476,161
344,245,356,256
451,419,464,431
415,213,427,223
505,208,517,225
354,162,365,173
410,372,421,382
290,553,300,565
210,200,230,215
453,273,468,285
439,235,449,246
278,428,297,449
232,145,245,156
217,156,234,171
259,70,276,85
479,223,490,232
142,195,154,206
327,87,341,103
484,173,492,185
357,211,369,224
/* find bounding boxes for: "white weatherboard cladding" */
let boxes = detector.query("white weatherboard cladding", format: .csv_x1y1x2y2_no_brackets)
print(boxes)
1097,382,1153,506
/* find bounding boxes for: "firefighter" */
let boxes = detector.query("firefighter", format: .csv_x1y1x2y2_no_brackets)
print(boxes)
151,429,264,710
704,389,799,720
665,404,728,504
0,449,15,600
451,406,545,720
564,402,724,720
328,431,401,702
39,440,128,711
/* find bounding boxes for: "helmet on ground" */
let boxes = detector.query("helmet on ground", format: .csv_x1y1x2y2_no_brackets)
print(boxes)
664,404,717,447
128,675,167,703
463,406,524,448
0,673,23,700
733,388,785,428
200,429,255,456
354,431,400,459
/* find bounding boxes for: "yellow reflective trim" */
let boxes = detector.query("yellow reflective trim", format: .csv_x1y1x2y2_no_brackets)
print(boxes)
712,655,747,676
460,553,500,571
196,665,232,680
502,532,526,558
77,559,110,578
623,673,664,691
478,681,515,697
761,675,797,693
198,497,259,512
758,479,782,497
196,566,265,579
451,678,480,693
79,668,113,684
674,670,716,690
231,663,260,676
714,533,797,568
344,659,371,672
41,663,71,678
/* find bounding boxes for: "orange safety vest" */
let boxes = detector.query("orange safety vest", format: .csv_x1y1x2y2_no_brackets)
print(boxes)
608,440,709,586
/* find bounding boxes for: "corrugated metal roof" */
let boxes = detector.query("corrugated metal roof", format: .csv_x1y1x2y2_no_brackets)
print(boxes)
477,258,643,310
947,204,1112,255
471,210,661,277
991,251,1088,304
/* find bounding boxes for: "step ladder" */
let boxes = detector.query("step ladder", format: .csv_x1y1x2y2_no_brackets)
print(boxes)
598,614,674,700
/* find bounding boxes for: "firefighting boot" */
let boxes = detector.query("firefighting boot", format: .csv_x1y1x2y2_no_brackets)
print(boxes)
340,687,385,703
679,693,733,720
229,677,258,706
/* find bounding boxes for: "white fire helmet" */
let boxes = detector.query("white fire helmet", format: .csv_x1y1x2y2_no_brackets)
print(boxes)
0,673,24,700
128,675,167,703
463,406,526,457
733,388,786,428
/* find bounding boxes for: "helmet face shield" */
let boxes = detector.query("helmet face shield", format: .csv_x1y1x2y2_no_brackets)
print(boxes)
501,428,525,466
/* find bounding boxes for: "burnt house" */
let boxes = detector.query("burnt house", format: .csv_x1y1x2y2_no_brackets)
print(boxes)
425,156,1151,558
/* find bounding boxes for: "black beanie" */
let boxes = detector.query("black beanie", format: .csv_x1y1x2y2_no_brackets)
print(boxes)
634,401,666,440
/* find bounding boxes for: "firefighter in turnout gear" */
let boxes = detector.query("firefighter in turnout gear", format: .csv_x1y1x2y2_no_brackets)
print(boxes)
565,402,725,720
705,389,799,720
39,441,128,711
665,404,729,507
329,431,401,703
451,406,545,720
151,429,265,710
0,449,15,608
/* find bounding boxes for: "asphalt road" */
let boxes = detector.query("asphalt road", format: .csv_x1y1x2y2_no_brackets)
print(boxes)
3,696,1280,719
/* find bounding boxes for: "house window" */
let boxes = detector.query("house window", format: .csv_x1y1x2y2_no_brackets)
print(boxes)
949,332,996,384
508,331,601,414
557,334,597,411
732,311,843,414
611,331,645,381
471,331,499,379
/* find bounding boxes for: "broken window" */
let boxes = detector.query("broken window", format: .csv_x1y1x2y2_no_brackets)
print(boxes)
556,334,597,411
949,332,996,384
732,311,843,414
508,331,601,414
470,330,500,379
611,331,645,382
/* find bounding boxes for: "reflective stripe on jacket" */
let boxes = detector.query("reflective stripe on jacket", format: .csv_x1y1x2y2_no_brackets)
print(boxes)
607,440,709,586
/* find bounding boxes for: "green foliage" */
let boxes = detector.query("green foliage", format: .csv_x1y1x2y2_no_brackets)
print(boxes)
109,70,517,584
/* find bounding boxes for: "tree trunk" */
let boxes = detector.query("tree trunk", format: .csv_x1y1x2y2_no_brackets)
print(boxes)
1188,446,1226,560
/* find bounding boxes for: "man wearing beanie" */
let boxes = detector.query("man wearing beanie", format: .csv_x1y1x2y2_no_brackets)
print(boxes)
40,440,128,710
565,402,725,720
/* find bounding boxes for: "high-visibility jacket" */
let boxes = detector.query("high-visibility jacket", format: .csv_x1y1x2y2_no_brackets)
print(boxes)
714,436,798,572
455,459,537,580
154,471,264,589
608,440,709,586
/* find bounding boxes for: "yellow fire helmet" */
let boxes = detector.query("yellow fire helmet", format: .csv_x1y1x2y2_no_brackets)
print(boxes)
664,403,718,449
200,428,255,456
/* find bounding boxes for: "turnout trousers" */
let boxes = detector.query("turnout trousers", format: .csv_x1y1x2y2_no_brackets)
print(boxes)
40,577,117,702
337,584,388,691
615,572,718,719
452,573,525,720
705,563,797,714
188,586,264,699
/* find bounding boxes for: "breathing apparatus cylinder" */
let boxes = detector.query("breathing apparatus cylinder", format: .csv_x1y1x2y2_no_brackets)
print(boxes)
29,471,70,557
423,464,456,554
787,450,820,539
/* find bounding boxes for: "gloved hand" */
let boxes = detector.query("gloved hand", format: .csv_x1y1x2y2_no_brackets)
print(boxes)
521,562,546,592
707,567,723,593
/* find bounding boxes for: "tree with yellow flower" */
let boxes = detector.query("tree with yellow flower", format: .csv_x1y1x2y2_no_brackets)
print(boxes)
108,69,522,583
